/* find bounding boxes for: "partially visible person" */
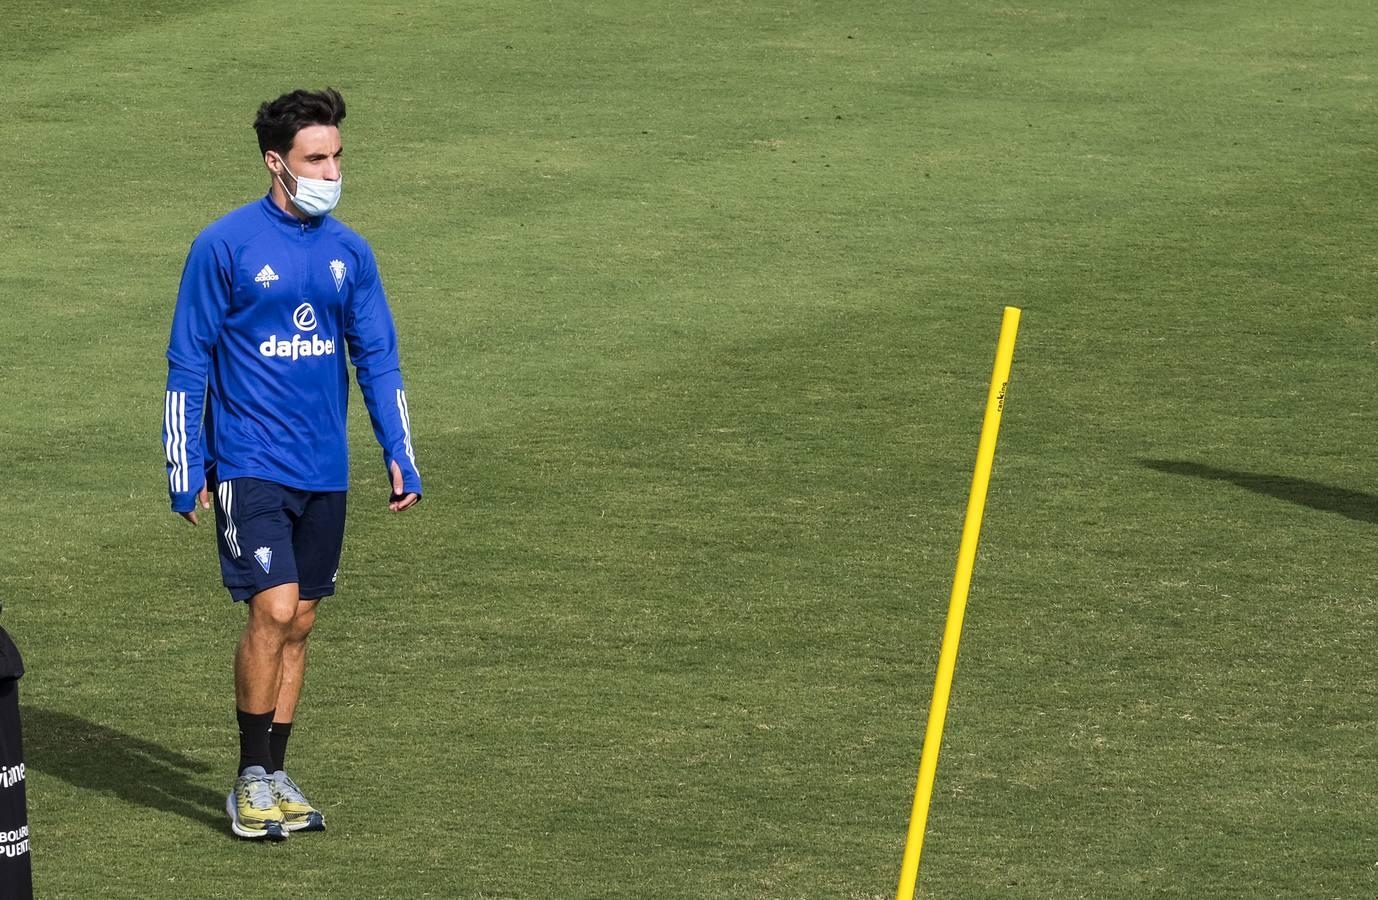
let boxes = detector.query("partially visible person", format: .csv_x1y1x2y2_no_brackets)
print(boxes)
0,618,32,897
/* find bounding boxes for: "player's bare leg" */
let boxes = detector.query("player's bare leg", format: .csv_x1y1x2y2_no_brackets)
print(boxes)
267,598,326,832
228,582,299,839
273,599,318,723
235,582,301,713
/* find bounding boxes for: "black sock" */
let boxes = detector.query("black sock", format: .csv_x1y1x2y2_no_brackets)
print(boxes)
269,721,293,773
236,708,275,775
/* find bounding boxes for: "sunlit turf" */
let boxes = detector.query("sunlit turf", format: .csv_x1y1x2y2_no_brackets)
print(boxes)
1,1,1376,897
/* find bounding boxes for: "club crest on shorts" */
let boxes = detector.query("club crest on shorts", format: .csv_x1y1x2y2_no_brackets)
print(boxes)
253,546,273,574
329,259,346,292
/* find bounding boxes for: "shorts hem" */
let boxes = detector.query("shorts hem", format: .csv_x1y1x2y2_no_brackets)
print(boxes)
227,577,299,603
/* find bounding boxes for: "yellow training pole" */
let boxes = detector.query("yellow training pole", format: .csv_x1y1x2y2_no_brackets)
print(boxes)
896,305,1022,900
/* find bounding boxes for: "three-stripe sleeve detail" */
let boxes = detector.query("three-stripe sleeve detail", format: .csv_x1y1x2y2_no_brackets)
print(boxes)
396,389,418,475
164,391,188,493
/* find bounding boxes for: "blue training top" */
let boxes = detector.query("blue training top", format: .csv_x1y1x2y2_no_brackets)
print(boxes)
163,195,421,513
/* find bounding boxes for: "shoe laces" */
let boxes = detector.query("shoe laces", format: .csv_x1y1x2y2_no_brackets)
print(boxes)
273,772,308,805
241,773,277,810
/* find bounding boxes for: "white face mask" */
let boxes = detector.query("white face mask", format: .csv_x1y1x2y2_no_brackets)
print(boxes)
272,154,342,217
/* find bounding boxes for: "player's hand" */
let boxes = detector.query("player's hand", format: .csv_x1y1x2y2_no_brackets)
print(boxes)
389,461,419,512
181,482,211,526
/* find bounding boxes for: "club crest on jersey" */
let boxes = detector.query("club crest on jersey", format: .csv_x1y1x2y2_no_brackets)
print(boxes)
329,259,347,292
254,264,279,287
253,546,273,574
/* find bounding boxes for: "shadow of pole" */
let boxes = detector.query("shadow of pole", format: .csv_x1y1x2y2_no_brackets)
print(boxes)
21,706,227,835
1140,460,1378,525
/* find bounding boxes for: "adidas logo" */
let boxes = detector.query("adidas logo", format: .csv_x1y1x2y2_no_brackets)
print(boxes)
254,265,280,286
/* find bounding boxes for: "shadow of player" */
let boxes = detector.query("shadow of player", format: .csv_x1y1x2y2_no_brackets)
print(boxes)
21,706,226,835
1140,459,1378,525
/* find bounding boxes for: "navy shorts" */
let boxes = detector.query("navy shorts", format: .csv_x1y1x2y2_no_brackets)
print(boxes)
210,477,347,602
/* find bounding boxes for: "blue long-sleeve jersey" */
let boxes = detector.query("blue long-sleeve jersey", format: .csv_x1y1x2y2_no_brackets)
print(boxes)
163,195,421,513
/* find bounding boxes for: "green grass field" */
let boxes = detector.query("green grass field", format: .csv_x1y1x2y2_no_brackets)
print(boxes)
2,1,1377,896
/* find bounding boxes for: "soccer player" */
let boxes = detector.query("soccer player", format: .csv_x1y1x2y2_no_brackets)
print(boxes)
161,88,421,840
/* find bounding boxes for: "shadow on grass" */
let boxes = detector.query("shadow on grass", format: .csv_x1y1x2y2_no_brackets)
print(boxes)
1140,460,1378,525
22,706,226,835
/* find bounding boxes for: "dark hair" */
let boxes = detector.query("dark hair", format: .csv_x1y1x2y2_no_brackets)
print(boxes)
253,88,347,157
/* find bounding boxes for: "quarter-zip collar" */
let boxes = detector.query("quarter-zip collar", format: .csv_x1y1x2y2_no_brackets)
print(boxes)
258,193,326,231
